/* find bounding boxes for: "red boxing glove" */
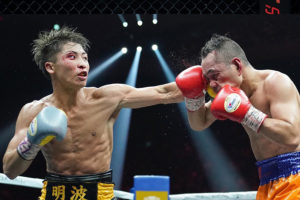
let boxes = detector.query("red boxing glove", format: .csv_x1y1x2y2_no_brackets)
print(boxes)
176,65,207,111
210,85,267,132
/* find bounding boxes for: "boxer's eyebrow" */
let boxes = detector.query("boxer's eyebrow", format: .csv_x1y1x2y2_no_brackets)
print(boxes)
204,69,216,80
206,69,216,75
64,50,87,56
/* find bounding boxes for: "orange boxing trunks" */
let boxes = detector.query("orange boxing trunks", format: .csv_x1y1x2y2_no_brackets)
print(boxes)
256,151,300,200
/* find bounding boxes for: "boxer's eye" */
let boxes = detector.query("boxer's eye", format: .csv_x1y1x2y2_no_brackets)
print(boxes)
207,73,218,81
203,76,209,82
210,73,219,81
67,54,76,59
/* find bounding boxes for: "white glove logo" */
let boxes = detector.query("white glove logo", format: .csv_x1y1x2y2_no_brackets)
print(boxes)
28,118,37,136
224,93,241,113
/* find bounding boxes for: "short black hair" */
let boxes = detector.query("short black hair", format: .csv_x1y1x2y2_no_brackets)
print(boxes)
201,34,249,65
32,26,90,79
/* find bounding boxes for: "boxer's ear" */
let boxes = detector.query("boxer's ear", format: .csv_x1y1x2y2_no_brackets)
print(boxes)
232,57,242,75
45,62,54,74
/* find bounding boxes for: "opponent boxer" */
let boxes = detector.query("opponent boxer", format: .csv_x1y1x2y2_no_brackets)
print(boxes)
176,34,300,200
2,26,183,200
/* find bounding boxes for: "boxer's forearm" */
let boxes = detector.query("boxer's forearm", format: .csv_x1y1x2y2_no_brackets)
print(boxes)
257,118,300,148
3,149,33,179
187,105,215,131
157,82,183,104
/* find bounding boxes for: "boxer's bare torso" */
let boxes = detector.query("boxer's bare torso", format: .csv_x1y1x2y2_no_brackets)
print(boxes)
41,87,118,175
241,70,300,161
199,51,300,161
2,41,182,179
16,83,182,175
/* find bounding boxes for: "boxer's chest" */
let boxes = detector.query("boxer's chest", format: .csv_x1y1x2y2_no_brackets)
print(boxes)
249,87,271,116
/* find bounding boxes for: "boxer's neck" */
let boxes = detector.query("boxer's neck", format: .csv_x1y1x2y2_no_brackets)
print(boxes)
240,66,261,97
51,84,86,110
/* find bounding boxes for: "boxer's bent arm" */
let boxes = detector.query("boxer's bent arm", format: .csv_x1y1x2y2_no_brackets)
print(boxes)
257,73,300,147
187,101,217,131
2,128,33,179
118,82,183,109
3,103,43,179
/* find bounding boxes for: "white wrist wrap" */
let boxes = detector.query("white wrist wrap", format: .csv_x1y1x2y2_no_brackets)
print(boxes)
242,105,267,132
185,96,205,112
17,137,41,160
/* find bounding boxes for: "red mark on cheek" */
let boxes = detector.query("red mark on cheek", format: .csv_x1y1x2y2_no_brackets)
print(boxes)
61,55,75,69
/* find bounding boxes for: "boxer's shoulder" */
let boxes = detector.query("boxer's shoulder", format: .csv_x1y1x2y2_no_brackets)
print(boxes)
16,100,48,128
22,100,48,116
263,70,293,95
89,84,130,99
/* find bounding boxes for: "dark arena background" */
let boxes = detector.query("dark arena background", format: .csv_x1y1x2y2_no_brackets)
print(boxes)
1,0,300,199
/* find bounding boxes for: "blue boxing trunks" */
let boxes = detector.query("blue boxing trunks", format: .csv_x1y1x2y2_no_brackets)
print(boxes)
256,151,300,200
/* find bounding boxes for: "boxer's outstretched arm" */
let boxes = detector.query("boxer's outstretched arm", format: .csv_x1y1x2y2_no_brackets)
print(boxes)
116,82,183,109
3,102,43,179
102,82,215,130
97,82,182,110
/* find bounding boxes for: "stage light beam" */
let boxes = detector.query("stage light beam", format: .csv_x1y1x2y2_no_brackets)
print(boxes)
121,47,128,54
122,22,128,27
87,48,127,86
111,47,142,189
153,48,249,191
152,44,158,51
118,14,128,28
152,14,158,24
136,14,143,26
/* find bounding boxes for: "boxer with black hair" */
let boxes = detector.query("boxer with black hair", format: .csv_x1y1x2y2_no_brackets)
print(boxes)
176,34,300,200
3,26,183,200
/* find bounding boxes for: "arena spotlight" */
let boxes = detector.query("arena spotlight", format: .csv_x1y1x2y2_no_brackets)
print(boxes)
137,20,143,26
137,46,142,51
153,49,248,191
152,44,158,51
122,22,128,27
152,14,158,24
111,47,142,189
87,48,127,86
121,47,128,54
118,14,128,28
136,14,143,26
53,24,60,30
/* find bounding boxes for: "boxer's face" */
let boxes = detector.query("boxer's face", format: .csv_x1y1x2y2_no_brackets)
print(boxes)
51,42,89,88
202,51,241,93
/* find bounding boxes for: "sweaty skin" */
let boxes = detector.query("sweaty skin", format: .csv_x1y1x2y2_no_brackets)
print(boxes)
43,84,181,175
188,51,300,161
3,42,183,178
244,71,300,160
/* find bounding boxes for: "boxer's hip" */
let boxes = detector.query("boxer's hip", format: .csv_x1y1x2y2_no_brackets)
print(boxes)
256,151,300,185
39,169,115,200
256,151,300,200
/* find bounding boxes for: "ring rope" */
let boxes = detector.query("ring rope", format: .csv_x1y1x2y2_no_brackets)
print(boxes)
0,173,256,200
